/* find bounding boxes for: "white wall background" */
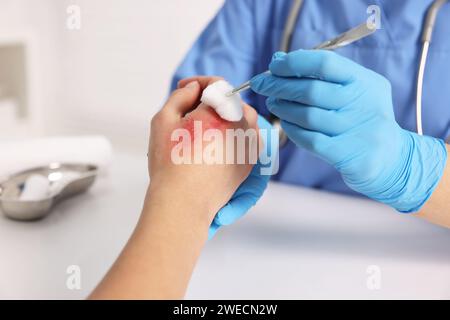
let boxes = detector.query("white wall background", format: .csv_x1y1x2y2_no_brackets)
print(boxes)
0,0,61,136
0,0,224,151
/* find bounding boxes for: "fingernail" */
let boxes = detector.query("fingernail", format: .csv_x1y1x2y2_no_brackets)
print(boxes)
185,81,199,89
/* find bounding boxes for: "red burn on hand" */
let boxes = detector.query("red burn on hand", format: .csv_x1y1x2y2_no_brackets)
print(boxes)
181,106,231,138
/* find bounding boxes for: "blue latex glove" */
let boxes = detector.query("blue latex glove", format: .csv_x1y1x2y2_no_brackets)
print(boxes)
209,115,278,238
251,49,447,213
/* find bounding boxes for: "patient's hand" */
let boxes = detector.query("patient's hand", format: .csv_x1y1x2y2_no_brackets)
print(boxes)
91,77,260,300
148,76,259,225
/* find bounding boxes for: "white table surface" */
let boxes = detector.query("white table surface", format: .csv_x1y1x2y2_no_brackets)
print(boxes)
0,150,449,299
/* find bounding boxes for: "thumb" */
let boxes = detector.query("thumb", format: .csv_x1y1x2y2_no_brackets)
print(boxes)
163,81,201,117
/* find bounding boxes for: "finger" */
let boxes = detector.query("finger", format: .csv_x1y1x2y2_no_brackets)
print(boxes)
251,73,356,109
242,103,258,128
214,171,269,226
214,200,250,226
208,222,221,239
269,49,363,84
267,97,349,136
257,114,278,160
163,81,201,117
178,76,224,90
281,120,333,162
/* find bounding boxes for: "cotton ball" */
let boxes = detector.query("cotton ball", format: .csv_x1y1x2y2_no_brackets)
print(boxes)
200,80,243,122
48,171,81,195
19,174,51,201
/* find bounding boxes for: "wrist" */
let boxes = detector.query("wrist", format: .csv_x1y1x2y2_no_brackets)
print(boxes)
376,130,447,213
144,180,215,230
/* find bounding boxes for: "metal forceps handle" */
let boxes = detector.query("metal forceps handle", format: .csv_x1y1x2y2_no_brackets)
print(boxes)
227,22,377,97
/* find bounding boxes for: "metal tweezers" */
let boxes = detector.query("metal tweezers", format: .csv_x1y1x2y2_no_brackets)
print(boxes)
226,22,377,96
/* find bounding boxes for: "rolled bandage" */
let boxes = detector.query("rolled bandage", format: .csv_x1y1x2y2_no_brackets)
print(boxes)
200,80,243,122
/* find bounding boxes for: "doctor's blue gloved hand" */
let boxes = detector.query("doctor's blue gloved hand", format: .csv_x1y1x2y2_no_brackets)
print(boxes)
251,50,447,213
209,115,278,238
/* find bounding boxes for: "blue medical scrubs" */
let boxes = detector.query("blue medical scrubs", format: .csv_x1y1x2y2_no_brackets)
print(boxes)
171,0,450,196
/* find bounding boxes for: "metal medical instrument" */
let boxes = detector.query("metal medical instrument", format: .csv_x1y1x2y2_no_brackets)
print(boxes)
0,163,98,220
229,0,448,146
226,22,377,97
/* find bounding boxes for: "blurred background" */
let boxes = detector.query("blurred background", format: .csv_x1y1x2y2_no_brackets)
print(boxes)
1,0,450,300
0,0,222,150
